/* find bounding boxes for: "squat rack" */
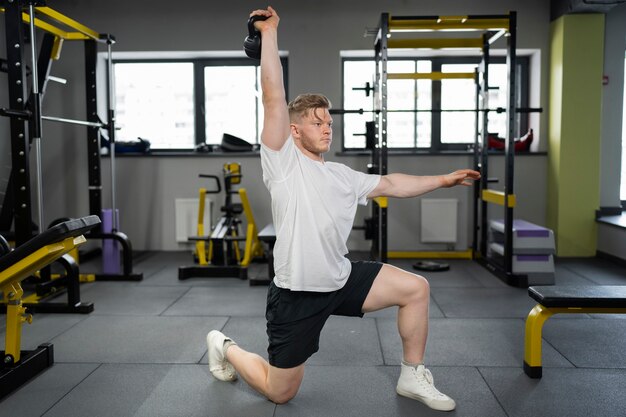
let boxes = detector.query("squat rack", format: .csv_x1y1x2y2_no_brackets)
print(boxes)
371,12,522,283
0,1,141,282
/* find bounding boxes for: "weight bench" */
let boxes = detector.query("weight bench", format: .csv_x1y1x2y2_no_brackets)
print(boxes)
0,215,100,399
523,285,626,378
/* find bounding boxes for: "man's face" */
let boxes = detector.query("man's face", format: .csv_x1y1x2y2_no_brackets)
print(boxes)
292,108,333,155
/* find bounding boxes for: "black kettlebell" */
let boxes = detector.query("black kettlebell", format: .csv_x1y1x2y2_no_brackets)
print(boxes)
244,15,268,60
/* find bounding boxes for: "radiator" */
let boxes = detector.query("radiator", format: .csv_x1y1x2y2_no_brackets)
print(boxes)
420,198,458,243
175,198,212,243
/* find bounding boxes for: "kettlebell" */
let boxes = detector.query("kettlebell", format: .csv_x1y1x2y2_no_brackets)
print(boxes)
244,15,268,60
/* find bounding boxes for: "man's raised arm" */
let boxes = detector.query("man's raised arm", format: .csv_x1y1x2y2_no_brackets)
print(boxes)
251,7,290,151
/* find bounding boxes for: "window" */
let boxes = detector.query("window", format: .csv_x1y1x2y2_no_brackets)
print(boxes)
113,56,287,151
342,56,529,151
204,65,261,144
115,62,195,149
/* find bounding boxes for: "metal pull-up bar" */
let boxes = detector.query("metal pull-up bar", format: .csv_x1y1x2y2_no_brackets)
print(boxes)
0,4,105,42
330,107,542,115
382,13,513,49
388,72,475,80
388,15,511,32
387,38,484,49
0,108,107,128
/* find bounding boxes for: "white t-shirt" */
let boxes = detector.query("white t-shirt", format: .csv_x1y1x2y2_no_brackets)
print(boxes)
261,136,381,292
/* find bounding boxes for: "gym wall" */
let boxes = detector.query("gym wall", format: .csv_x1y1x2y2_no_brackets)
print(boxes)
0,0,582,253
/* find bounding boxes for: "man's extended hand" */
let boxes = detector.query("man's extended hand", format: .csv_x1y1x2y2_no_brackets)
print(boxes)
250,6,279,33
441,169,481,187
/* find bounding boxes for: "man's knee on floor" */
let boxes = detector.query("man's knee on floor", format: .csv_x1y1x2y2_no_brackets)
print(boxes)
267,385,299,404
266,363,304,404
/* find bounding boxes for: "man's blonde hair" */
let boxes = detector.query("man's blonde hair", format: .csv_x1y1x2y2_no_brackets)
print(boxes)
288,94,332,122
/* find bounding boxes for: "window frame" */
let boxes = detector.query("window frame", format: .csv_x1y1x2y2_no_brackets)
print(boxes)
111,54,288,152
617,52,626,205
340,55,529,152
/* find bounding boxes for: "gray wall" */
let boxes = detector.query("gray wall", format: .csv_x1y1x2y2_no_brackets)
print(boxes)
598,223,626,259
2,0,557,252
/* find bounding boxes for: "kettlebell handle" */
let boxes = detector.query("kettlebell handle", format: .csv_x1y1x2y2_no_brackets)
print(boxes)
247,15,268,37
244,15,269,60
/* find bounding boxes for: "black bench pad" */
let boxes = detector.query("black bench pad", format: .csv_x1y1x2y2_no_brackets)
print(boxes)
0,216,101,272
529,285,626,309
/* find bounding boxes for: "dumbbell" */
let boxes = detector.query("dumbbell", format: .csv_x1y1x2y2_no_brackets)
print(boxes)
243,15,269,60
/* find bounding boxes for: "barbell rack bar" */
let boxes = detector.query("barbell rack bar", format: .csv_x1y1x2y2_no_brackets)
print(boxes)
28,2,44,233
41,115,106,128
330,107,542,115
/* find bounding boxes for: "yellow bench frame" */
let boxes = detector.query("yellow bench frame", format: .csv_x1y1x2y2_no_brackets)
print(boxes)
2,235,86,363
524,303,626,378
1,231,89,400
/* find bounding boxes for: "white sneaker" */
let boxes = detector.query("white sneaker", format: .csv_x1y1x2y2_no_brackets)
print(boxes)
396,364,456,411
207,330,237,382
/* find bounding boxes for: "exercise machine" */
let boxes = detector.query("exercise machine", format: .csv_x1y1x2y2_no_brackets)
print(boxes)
369,12,520,265
0,218,95,314
347,12,540,281
0,216,100,400
178,163,265,281
0,2,142,282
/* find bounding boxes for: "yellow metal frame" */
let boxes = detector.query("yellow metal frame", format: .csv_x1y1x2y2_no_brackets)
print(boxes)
79,273,96,283
3,281,31,364
51,36,64,60
35,7,100,40
388,38,484,50
1,235,87,362
238,188,265,267
0,236,86,288
388,16,510,32
28,242,80,302
388,250,473,259
225,162,242,185
524,304,626,377
481,189,516,207
194,188,209,265
388,72,475,81
373,197,388,208
0,6,101,41
192,181,264,267
27,243,87,300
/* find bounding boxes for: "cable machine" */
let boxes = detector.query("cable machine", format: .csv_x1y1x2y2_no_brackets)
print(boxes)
371,12,524,283
0,2,142,286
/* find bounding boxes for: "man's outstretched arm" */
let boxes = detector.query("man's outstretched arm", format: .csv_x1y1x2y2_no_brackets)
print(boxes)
367,169,481,199
252,7,290,151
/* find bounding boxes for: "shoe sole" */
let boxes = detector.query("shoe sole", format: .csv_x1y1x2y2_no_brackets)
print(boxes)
396,387,456,411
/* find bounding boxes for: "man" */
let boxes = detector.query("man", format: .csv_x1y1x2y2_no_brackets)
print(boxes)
207,6,480,411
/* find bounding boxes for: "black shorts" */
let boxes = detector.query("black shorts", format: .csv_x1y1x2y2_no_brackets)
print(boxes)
265,260,383,369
